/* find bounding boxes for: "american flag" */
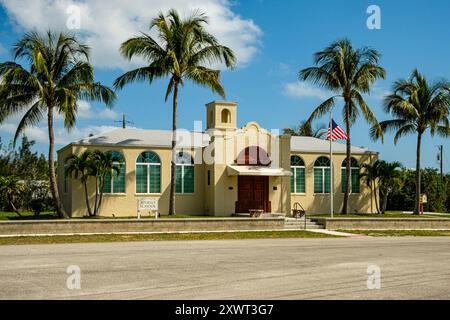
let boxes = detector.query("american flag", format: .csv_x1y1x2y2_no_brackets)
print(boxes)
327,119,348,141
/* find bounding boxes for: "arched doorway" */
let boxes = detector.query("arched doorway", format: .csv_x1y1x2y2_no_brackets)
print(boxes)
235,147,271,213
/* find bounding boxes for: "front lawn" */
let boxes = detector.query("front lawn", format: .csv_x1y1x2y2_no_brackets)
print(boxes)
0,230,339,245
310,211,450,219
340,230,450,237
0,211,56,221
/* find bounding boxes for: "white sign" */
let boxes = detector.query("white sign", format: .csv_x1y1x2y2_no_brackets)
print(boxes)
138,198,158,211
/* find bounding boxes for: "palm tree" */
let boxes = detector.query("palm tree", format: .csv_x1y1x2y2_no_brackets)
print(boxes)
299,38,385,214
371,70,450,214
0,31,116,218
114,9,236,215
361,160,403,214
377,161,403,214
90,150,120,215
0,176,25,216
361,160,382,214
65,150,94,216
283,121,327,138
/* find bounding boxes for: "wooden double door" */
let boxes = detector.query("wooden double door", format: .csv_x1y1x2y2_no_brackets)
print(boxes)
236,176,270,213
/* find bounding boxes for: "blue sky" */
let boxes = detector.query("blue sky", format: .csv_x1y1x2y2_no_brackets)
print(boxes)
0,0,449,172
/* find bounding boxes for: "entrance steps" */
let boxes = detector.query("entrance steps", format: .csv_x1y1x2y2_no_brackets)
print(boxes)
284,217,324,230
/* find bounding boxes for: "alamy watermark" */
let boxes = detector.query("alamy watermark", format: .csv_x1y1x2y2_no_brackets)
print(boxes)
366,264,381,289
367,5,381,30
66,265,81,290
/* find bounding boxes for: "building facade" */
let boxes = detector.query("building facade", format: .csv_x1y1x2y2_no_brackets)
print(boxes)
57,101,377,217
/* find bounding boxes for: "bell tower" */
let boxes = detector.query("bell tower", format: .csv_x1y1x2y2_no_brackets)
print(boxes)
205,101,237,130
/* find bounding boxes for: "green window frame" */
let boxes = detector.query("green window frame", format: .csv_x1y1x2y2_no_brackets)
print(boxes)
290,156,306,194
136,151,161,194
175,152,194,194
341,158,360,193
103,151,126,194
314,156,331,194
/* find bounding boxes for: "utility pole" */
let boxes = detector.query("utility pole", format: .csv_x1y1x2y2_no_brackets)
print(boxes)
438,145,443,183
115,114,134,129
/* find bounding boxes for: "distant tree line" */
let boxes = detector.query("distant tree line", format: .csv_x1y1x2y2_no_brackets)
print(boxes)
388,168,450,213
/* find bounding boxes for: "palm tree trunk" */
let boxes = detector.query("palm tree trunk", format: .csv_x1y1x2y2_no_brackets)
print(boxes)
9,199,22,217
98,188,104,215
94,180,99,216
342,101,351,214
374,186,380,214
83,180,93,216
381,190,388,214
47,107,67,218
169,82,179,215
414,133,422,215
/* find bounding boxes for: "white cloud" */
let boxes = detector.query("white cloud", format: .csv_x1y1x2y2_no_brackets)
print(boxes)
0,0,262,69
283,82,331,100
0,43,5,55
77,101,118,120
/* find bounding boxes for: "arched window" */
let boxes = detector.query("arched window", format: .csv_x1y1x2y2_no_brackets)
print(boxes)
136,151,161,194
341,157,360,193
221,109,231,123
235,146,271,166
314,156,331,194
103,151,125,194
176,152,194,194
290,155,305,194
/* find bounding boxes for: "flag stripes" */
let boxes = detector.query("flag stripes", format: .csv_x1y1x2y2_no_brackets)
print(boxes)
327,119,348,141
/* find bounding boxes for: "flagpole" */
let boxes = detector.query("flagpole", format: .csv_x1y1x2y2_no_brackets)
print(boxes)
329,108,334,218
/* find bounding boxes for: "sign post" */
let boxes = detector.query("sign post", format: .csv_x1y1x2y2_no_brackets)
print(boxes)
137,198,159,219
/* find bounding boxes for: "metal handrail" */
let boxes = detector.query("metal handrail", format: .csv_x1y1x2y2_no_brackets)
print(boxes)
292,202,307,230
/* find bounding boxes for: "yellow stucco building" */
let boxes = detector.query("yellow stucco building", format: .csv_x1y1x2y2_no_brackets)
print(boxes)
57,101,377,217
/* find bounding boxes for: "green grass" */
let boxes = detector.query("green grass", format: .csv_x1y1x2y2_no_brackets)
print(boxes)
340,229,450,237
0,230,339,246
0,211,57,221
310,211,450,219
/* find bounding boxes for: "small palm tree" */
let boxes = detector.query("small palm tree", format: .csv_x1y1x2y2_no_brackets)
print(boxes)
361,160,403,214
114,9,236,215
361,160,382,214
377,161,403,214
0,176,25,216
371,70,450,214
65,151,94,216
283,121,327,139
0,31,116,218
89,150,120,215
299,39,385,214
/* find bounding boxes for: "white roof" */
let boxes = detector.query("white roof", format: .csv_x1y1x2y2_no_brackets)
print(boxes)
290,136,376,154
71,128,376,154
74,128,210,148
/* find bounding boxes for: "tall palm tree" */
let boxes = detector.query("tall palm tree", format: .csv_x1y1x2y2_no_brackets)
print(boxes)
114,9,236,215
0,31,116,218
371,70,450,214
283,121,327,138
65,150,94,216
299,38,385,214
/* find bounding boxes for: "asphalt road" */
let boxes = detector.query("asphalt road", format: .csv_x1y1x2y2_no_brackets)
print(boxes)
1,237,450,299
